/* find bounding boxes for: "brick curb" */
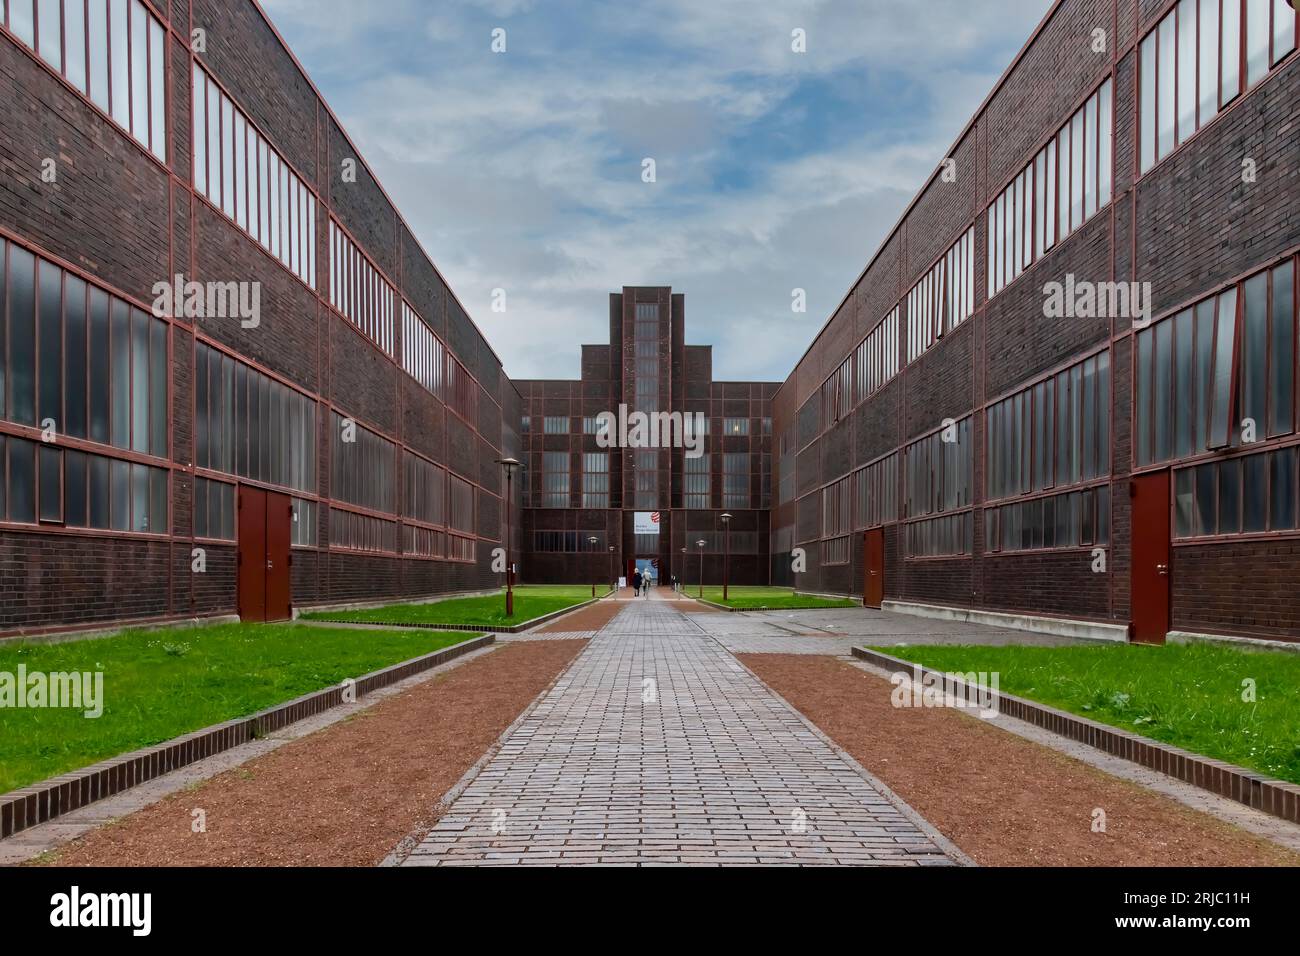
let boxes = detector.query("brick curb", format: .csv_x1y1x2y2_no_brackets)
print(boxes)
851,646,1300,826
0,634,496,841
306,594,612,634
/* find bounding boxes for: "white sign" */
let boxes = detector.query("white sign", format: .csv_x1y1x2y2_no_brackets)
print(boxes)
634,511,661,535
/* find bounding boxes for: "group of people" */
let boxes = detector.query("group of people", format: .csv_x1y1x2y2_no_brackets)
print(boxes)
629,570,679,597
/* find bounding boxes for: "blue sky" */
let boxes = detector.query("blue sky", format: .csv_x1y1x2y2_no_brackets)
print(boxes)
261,0,1052,382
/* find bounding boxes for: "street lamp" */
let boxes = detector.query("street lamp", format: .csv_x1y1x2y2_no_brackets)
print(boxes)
720,513,733,602
696,539,706,599
495,457,521,618
608,545,616,594
589,537,599,597
680,547,687,596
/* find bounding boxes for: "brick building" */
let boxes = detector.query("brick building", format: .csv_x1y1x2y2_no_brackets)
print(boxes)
772,0,1300,645
2,0,1299,647
515,287,777,590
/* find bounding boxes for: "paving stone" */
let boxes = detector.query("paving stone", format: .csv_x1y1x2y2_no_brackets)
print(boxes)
402,600,957,867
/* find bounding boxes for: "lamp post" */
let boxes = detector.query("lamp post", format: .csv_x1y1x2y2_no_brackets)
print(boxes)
720,513,733,602
608,545,616,594
696,539,706,599
495,457,521,618
589,537,599,597
680,547,687,596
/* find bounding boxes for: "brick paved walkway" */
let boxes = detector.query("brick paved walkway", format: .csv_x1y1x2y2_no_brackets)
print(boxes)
401,600,958,866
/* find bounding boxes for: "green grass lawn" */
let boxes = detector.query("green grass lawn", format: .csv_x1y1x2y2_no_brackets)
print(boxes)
874,641,1300,785
695,586,859,610
302,584,606,628
0,622,477,794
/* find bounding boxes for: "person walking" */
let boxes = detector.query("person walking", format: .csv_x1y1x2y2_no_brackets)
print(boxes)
632,569,642,597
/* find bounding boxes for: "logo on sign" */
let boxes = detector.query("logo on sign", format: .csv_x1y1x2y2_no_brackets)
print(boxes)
634,512,661,535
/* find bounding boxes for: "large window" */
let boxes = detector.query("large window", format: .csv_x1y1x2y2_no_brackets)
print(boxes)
855,307,900,403
532,531,608,553
908,227,976,362
194,476,234,541
684,454,710,509
905,513,972,558
5,0,166,161
1140,0,1297,174
445,354,477,423
988,79,1113,297
544,416,569,435
401,303,445,400
853,452,899,529
330,508,396,554
823,473,851,540
986,351,1110,501
723,452,750,509
1175,445,1297,538
904,418,973,519
821,359,852,427
403,451,446,527
1,239,167,458
541,451,569,508
985,486,1111,553
0,434,166,533
195,343,316,494
447,473,474,561
1135,256,1295,466
330,412,394,514
329,220,394,355
582,452,609,508
193,65,315,287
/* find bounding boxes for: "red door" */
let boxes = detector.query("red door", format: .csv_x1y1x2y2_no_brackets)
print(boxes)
864,528,885,609
237,486,267,622
264,491,292,622
1130,471,1172,645
238,487,293,623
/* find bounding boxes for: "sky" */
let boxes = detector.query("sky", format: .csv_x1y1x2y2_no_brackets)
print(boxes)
260,0,1053,382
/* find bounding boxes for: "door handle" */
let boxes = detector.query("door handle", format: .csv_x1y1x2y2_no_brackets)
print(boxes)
267,560,274,570
1155,564,1168,576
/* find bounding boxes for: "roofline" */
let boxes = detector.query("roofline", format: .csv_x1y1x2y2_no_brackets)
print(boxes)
772,0,1066,402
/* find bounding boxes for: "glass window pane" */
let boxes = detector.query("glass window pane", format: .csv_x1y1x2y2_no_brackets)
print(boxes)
1158,16,1176,159
1210,289,1238,448
207,78,220,205
1271,448,1297,530
1194,462,1216,535
235,113,247,230
1045,140,1057,248
66,0,87,92
150,317,167,456
37,0,61,69
1084,92,1097,218
1154,319,1173,462
88,0,109,109
1070,112,1084,231
1178,0,1197,143
1243,452,1267,532
110,298,130,447
1269,262,1295,436
150,466,167,533
1199,0,1220,124
1136,329,1153,465
1222,0,1241,104
149,17,165,160
1098,80,1112,204
130,308,149,453
1174,309,1195,458
38,258,62,430
66,449,87,527
64,274,88,440
10,0,35,47
1194,298,1215,451
1175,467,1194,537
10,438,36,523
1141,31,1157,173
110,458,129,530
9,246,37,426
129,0,148,141
192,65,206,193
131,462,149,532
39,446,62,522
0,240,7,420
89,454,110,528
1246,0,1271,84
1241,272,1268,442
1219,459,1242,533
109,0,129,127
1275,0,1297,62
221,95,235,219
88,287,110,442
